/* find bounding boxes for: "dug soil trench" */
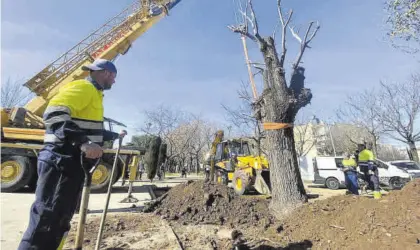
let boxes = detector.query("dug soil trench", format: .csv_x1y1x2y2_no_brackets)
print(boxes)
65,179,420,250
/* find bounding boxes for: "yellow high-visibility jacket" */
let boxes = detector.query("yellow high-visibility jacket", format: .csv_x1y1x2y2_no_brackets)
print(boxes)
43,78,104,146
358,149,375,167
342,158,357,167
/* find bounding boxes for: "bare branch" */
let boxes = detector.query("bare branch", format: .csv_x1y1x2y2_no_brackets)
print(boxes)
239,10,253,25
228,24,257,42
290,21,321,70
247,0,263,42
288,26,302,43
229,0,265,45
277,0,293,67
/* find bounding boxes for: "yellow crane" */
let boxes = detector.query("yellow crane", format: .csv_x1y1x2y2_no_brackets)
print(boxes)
1,0,182,192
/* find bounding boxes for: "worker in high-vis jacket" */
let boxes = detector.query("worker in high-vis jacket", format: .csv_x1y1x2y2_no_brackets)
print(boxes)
357,142,382,199
18,59,119,250
341,153,359,195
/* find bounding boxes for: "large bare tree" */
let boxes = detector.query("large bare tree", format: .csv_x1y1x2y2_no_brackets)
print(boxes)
229,0,320,217
377,74,420,163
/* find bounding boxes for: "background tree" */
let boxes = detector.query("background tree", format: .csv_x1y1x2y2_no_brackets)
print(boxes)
145,136,162,181
319,123,374,156
376,74,420,162
336,88,384,154
187,119,218,173
293,115,318,158
1,78,33,108
141,105,218,172
229,0,320,218
377,144,409,161
222,80,265,155
385,0,420,54
130,134,156,150
141,105,194,170
157,143,168,169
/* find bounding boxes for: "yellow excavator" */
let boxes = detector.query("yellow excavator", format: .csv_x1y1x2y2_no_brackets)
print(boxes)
1,0,182,192
205,130,271,195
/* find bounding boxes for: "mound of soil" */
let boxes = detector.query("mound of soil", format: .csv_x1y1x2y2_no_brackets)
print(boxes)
66,179,420,250
144,180,275,229
145,179,420,249
261,179,420,249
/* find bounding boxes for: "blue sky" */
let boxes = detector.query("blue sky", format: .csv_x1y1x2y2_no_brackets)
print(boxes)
2,0,419,145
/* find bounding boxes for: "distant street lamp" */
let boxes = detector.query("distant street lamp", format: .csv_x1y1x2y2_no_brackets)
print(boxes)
327,122,337,157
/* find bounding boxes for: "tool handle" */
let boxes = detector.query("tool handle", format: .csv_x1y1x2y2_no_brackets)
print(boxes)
80,154,101,186
94,132,126,250
74,154,100,250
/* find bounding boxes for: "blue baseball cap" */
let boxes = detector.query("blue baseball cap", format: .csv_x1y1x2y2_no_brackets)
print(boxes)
81,58,117,74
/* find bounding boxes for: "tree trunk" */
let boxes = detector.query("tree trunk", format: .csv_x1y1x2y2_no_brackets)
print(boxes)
265,124,307,217
408,141,419,163
372,135,378,156
195,156,200,174
260,38,308,218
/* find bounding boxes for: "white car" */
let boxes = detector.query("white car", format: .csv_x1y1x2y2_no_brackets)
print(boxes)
376,160,420,189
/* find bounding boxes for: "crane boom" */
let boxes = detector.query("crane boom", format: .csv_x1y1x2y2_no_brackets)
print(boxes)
23,0,181,119
0,0,181,194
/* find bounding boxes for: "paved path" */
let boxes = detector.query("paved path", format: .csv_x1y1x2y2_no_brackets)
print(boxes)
0,176,197,250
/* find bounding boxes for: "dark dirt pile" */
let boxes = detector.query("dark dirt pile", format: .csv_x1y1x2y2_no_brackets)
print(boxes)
145,179,420,249
66,179,420,250
260,179,420,249
144,180,275,229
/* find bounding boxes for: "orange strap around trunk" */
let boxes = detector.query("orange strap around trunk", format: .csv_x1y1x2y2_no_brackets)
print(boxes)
262,122,293,130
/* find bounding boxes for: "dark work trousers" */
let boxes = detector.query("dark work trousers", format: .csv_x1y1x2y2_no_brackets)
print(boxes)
18,149,85,250
359,165,380,192
344,170,359,195
370,168,380,191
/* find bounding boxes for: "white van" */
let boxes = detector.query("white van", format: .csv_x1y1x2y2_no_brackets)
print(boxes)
311,157,415,190
312,156,346,190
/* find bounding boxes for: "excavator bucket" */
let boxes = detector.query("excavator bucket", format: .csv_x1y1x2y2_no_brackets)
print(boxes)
254,170,271,195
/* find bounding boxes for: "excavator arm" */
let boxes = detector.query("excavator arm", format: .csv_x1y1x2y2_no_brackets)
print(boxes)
208,130,224,182
5,0,181,128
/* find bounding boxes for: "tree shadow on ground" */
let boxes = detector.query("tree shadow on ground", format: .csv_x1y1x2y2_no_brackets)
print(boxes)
236,240,313,250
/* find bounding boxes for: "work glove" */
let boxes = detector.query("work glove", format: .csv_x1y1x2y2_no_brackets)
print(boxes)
80,141,103,159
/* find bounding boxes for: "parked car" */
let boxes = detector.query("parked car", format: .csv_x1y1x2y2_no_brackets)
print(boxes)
377,160,420,189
